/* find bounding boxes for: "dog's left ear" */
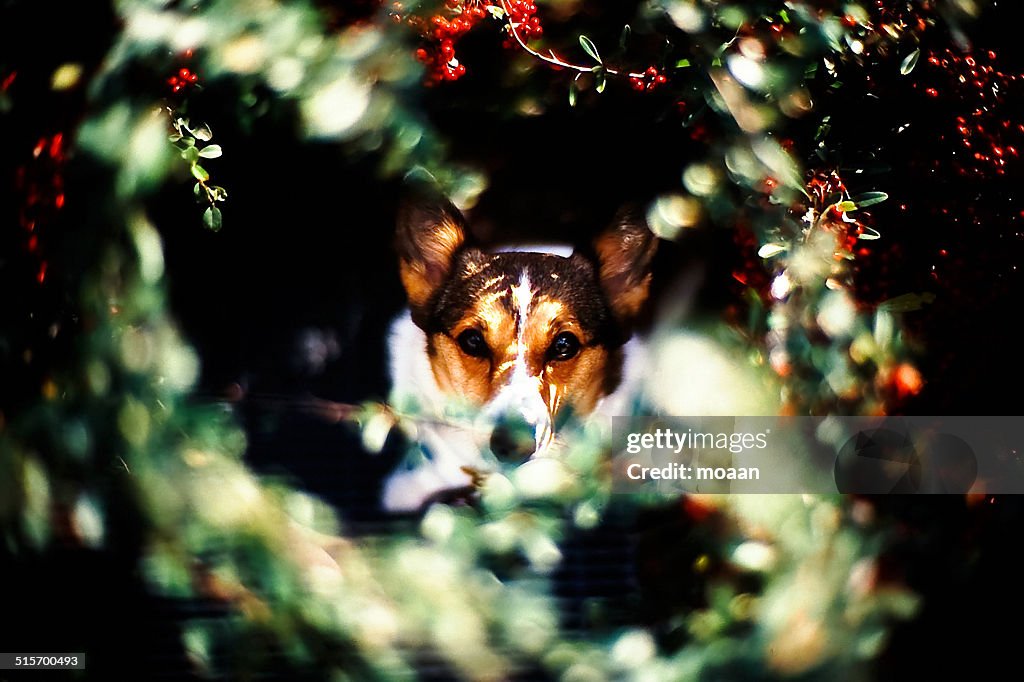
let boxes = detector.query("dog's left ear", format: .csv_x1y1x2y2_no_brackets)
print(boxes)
591,208,658,327
395,182,471,327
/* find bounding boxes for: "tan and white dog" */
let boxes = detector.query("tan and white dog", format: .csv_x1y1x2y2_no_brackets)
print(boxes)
383,185,657,511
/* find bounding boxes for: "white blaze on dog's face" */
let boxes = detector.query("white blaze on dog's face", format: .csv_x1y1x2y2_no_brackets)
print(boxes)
396,190,657,462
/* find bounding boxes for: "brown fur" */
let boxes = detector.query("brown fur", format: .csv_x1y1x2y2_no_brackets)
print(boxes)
395,188,655,429
425,293,614,419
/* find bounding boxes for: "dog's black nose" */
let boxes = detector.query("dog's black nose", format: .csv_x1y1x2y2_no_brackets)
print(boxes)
489,413,536,463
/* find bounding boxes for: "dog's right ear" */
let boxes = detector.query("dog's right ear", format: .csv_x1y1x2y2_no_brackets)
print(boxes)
591,208,658,329
396,180,470,326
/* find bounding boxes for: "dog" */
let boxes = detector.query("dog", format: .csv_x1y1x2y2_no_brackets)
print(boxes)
383,184,657,511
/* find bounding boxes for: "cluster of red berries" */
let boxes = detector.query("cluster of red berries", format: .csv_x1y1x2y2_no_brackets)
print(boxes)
504,1,542,43
415,1,492,83
920,47,1022,179
629,66,667,92
167,67,199,94
414,1,550,84
17,133,67,285
411,0,668,95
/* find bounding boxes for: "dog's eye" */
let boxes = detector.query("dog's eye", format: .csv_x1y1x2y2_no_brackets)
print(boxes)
548,332,581,361
457,329,489,358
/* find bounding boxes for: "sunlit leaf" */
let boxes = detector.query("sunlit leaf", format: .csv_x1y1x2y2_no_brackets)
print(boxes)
853,191,889,207
192,123,213,141
198,144,223,159
900,49,920,75
758,243,787,258
579,35,602,63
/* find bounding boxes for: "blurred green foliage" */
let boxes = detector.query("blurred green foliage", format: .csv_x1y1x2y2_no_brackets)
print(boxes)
0,0,994,678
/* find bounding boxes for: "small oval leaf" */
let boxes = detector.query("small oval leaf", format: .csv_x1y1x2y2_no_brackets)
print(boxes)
853,191,889,207
878,292,936,312
203,206,222,232
198,144,223,159
900,49,920,75
757,243,787,258
192,123,213,141
579,35,601,63
837,200,858,213
190,164,210,182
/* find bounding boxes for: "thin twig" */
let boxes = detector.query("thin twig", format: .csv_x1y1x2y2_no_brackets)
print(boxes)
497,0,647,79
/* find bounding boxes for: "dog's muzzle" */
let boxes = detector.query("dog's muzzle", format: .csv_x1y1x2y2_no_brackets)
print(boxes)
482,378,552,464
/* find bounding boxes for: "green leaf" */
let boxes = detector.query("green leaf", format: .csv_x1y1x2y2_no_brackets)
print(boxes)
878,292,936,312
192,123,213,142
182,146,200,164
198,144,223,159
900,49,920,75
779,9,791,23
579,35,602,63
193,183,203,199
168,133,182,143
853,191,889,207
569,79,578,107
757,243,787,258
752,138,809,198
675,58,691,69
619,24,631,51
191,164,210,182
837,200,857,212
596,71,607,94
203,206,223,232
209,185,228,202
